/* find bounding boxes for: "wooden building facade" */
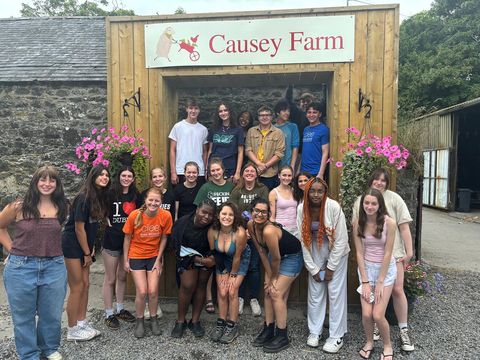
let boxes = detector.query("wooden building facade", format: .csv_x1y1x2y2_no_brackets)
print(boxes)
106,5,400,302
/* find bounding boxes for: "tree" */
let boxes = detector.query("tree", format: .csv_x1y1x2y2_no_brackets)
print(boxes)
21,0,135,17
399,0,480,121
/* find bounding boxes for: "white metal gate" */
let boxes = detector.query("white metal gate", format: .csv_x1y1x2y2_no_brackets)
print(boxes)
423,149,450,209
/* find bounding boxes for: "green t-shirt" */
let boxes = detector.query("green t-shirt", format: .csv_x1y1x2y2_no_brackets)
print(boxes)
194,181,235,207
229,184,269,213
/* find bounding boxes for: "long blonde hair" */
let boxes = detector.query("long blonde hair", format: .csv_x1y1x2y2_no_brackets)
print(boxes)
134,187,162,228
150,166,168,193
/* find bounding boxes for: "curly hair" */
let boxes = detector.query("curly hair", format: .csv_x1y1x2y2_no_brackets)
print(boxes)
211,201,242,232
300,177,328,249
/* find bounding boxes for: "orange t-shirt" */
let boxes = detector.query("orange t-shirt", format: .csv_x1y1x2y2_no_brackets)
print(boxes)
123,208,173,259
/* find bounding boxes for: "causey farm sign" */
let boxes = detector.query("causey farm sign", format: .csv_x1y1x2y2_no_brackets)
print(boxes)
145,15,355,68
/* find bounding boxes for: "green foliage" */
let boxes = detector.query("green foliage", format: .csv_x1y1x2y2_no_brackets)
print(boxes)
399,0,480,121
21,0,135,17
174,7,186,14
404,260,445,304
132,154,148,191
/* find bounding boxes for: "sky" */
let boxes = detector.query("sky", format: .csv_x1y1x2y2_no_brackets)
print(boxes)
1,0,434,20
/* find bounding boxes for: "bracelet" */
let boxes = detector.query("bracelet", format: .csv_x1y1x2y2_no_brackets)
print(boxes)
84,253,91,257
361,281,369,284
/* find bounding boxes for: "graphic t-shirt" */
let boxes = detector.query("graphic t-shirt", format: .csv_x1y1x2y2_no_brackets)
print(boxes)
229,185,270,213
123,208,173,259
194,181,234,207
208,126,244,175
301,123,330,175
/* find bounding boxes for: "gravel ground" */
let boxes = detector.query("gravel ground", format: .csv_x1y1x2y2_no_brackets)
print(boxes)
1,267,479,360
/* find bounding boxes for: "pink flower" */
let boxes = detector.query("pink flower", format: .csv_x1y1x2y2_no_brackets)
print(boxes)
91,128,98,135
388,156,396,164
132,147,140,155
335,161,343,168
102,159,110,167
390,145,399,152
348,143,354,149
356,149,363,156
75,168,81,175
357,140,366,147
402,150,410,159
136,128,143,133
100,128,106,132
365,147,373,154
383,150,391,157
142,150,149,156
81,137,90,143
109,127,115,134
121,125,129,132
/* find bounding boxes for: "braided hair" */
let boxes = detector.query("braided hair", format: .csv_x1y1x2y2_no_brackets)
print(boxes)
300,177,328,248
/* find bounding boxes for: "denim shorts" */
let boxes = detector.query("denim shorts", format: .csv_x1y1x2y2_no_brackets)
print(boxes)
129,257,157,271
359,259,397,287
217,245,251,276
270,251,304,277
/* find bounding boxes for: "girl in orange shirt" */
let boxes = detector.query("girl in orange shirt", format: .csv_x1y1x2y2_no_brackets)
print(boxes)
123,187,173,338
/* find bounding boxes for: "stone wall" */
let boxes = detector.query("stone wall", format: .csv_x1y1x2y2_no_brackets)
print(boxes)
0,82,107,208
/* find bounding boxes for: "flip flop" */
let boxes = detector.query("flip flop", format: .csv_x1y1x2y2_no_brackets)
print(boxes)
205,300,215,314
359,347,374,359
380,352,394,360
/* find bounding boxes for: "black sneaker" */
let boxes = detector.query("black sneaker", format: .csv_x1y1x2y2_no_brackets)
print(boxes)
116,309,136,323
210,318,226,342
104,314,120,330
171,321,187,338
252,323,275,347
263,332,290,353
188,320,205,338
220,321,239,344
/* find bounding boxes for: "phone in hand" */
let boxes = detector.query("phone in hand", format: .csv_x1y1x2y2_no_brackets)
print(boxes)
319,270,326,281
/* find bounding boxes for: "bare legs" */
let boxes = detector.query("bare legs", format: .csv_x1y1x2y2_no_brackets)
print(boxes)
216,274,245,322
65,259,90,327
102,252,127,312
131,269,160,318
177,268,212,323
392,261,409,324
263,273,297,328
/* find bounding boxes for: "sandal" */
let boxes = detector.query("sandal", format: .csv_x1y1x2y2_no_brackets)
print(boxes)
205,300,215,314
380,352,394,360
359,347,374,359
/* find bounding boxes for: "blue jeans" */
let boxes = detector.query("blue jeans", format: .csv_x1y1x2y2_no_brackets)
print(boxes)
3,255,67,360
239,241,260,300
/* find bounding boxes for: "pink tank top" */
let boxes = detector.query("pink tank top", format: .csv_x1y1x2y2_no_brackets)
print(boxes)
362,217,389,263
274,188,298,229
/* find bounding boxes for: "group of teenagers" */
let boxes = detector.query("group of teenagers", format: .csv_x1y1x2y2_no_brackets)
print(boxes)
0,92,414,360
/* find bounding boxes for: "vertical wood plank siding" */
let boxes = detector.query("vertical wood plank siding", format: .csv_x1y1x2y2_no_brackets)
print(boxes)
107,6,399,301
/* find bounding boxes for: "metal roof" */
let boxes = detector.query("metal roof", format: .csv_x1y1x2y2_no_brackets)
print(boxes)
0,17,106,82
412,97,480,122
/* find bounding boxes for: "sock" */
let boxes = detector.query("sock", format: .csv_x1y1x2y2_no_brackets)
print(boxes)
399,323,408,330
105,308,114,317
68,325,77,332
116,303,124,312
77,319,86,327
226,320,235,327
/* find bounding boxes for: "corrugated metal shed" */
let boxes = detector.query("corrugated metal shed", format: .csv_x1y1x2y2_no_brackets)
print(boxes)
0,17,106,82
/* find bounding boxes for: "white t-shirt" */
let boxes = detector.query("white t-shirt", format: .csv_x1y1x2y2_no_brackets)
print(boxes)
168,119,208,176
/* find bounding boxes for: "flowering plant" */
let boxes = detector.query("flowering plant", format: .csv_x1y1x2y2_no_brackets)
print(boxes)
336,127,410,225
404,260,444,304
65,125,150,188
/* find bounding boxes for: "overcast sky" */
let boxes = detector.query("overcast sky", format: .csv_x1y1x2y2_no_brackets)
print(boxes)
1,0,434,20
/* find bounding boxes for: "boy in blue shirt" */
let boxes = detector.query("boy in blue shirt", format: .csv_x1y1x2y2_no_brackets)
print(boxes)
274,100,300,170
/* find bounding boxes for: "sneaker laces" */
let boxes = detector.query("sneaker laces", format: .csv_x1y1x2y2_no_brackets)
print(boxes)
400,329,412,345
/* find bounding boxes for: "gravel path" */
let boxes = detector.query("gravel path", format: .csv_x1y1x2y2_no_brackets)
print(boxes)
1,266,479,360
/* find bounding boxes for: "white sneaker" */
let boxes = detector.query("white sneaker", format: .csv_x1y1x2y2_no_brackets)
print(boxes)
373,323,381,341
306,333,319,348
322,337,344,353
144,307,151,320
238,297,244,315
46,351,63,360
81,322,101,338
400,327,415,351
66,325,96,342
250,298,262,317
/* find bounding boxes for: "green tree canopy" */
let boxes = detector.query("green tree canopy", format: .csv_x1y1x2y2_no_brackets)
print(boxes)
21,0,135,17
399,0,480,121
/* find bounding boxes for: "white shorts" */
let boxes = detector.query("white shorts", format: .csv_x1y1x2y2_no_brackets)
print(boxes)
358,259,397,287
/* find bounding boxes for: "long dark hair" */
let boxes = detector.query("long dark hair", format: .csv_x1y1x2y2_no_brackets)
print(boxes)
293,171,313,202
73,164,110,220
357,188,389,239
22,165,68,224
212,201,242,232
368,168,391,189
110,165,138,202
237,110,253,131
213,101,237,129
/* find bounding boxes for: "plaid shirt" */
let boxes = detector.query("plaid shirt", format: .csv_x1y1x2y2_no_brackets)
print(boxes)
245,125,285,178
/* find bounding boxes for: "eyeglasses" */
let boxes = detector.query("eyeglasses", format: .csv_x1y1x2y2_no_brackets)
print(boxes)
258,113,272,118
252,208,268,215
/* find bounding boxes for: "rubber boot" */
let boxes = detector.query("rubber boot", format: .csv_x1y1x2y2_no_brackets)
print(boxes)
252,322,275,347
134,317,145,338
263,326,290,353
151,315,162,336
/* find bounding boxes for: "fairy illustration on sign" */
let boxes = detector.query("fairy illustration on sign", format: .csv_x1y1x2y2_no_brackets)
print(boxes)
155,27,200,62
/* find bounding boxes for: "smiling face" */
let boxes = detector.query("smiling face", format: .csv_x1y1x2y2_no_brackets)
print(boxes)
238,112,251,128
186,105,200,122
145,191,162,213
242,165,257,183
209,162,224,181
306,108,321,125
252,202,269,224
363,194,380,216
37,175,57,196
278,167,293,186
371,174,387,192
277,108,290,123
151,168,166,189
257,111,273,128
195,204,215,227
184,164,198,184
95,169,110,188
219,205,234,228
218,104,230,123
297,175,310,191
308,181,326,206
119,170,135,189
